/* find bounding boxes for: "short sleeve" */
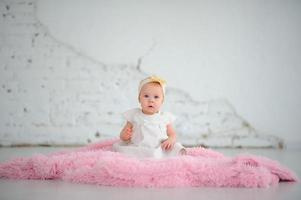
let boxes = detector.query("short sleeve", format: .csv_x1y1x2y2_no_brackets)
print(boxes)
163,112,176,125
122,108,139,123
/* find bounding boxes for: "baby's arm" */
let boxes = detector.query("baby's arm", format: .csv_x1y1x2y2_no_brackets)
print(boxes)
161,123,177,151
120,121,133,141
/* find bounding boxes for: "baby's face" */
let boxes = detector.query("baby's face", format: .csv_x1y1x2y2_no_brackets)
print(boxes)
139,82,164,115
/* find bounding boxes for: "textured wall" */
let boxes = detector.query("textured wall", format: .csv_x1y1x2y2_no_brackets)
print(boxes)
0,0,283,147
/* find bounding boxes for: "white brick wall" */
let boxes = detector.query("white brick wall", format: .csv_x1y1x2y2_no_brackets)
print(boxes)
0,0,283,147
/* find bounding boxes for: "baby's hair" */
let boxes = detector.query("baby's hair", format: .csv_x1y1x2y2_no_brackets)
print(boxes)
138,75,166,97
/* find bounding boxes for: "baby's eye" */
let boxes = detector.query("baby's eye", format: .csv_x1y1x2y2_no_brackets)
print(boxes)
154,95,159,99
144,94,149,98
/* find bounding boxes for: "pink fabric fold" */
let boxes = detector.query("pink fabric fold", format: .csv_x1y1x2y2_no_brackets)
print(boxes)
0,139,298,188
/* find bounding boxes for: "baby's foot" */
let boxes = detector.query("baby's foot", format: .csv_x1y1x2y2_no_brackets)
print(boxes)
179,148,187,155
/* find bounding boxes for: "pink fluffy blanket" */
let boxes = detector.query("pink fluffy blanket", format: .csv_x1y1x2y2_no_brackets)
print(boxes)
0,139,298,188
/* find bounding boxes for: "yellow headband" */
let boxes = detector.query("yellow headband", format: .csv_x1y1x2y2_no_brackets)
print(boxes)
138,75,166,97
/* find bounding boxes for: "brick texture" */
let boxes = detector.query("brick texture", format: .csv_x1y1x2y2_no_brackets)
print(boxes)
0,0,283,147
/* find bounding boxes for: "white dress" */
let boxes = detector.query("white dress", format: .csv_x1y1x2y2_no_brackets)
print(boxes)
113,108,185,159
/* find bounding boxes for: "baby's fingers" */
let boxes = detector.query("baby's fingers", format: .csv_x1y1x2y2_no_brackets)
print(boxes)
166,143,172,150
126,128,132,134
126,132,131,138
161,141,171,151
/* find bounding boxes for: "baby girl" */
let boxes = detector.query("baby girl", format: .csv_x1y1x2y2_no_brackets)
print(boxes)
113,75,186,158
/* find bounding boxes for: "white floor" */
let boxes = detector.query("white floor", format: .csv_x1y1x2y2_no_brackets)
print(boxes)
0,147,300,200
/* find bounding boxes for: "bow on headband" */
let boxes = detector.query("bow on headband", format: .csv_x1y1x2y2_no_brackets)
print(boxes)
148,75,167,86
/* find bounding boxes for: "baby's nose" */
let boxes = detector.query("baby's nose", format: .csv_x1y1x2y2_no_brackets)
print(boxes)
148,97,155,101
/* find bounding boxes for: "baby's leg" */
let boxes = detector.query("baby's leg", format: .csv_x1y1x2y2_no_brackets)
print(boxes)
175,143,186,155
164,143,186,157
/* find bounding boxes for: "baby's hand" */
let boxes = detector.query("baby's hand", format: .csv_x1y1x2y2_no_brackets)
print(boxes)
161,137,176,151
120,127,132,141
